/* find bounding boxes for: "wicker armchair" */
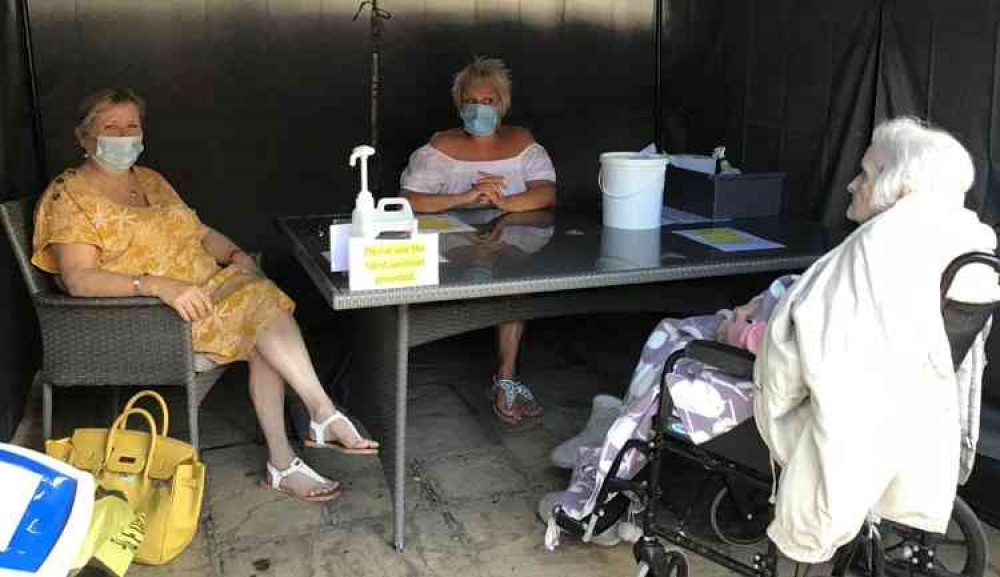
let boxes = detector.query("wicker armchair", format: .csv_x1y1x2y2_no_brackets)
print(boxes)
0,196,225,450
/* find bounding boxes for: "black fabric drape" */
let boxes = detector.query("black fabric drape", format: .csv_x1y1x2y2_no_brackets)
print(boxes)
658,0,882,230
877,0,1000,222
0,0,42,441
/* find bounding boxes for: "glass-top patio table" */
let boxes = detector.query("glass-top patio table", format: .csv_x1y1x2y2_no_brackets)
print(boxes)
277,207,836,550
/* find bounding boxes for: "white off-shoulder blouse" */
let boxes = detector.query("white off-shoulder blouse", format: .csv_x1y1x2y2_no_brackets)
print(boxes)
400,142,557,197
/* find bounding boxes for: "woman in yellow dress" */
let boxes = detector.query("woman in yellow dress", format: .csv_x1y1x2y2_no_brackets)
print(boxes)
31,87,377,503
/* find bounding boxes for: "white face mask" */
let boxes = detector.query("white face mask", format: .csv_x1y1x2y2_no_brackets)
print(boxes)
94,135,144,172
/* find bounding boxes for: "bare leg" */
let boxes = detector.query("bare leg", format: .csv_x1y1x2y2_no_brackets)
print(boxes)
496,320,525,379
248,348,337,497
494,320,543,418
254,312,378,450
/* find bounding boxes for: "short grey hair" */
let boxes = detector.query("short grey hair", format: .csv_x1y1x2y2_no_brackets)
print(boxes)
451,56,512,117
74,87,146,145
868,117,974,213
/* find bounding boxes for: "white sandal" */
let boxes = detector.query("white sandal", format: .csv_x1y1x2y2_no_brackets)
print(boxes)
304,411,379,455
260,457,341,503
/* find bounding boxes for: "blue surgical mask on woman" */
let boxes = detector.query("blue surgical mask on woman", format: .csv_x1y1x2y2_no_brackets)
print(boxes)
94,135,144,172
460,104,499,136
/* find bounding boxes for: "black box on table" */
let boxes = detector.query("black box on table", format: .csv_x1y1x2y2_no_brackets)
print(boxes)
666,166,785,219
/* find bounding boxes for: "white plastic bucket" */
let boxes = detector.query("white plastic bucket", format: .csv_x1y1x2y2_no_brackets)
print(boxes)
599,152,670,230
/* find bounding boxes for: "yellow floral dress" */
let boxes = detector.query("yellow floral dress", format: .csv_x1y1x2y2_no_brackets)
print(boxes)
31,166,295,364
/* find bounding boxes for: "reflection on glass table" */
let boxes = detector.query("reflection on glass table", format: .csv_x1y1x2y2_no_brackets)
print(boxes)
441,209,555,284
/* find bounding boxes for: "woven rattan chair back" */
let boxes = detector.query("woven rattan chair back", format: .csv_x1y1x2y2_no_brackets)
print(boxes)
0,196,55,296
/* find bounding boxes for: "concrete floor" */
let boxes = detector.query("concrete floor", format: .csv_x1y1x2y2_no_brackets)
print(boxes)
12,313,1000,577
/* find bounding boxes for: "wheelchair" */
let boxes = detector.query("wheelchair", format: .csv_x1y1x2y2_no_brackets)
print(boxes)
553,252,998,577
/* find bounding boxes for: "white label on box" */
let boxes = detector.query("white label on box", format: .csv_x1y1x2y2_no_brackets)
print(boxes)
348,233,439,291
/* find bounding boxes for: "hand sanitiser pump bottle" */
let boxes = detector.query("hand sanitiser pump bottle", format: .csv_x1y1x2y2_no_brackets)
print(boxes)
348,145,418,238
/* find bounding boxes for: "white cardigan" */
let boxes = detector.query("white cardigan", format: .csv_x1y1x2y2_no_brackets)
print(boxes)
754,194,999,563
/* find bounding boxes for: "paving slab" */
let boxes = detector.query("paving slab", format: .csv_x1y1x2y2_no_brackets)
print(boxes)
418,447,529,505
406,383,497,459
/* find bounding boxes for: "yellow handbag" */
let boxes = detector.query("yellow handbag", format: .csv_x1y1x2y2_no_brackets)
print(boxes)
45,390,206,565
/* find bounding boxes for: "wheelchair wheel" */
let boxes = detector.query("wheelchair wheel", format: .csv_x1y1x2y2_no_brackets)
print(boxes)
634,539,688,577
709,486,769,546
879,496,987,577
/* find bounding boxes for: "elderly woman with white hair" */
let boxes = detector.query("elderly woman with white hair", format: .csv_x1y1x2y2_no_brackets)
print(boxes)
754,117,1000,563
400,56,557,425
539,117,1000,553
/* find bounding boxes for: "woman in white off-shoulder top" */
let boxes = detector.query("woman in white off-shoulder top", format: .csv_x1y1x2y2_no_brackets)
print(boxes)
400,56,557,425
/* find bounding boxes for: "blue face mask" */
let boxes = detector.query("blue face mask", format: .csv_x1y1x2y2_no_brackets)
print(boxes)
460,104,499,136
94,135,144,172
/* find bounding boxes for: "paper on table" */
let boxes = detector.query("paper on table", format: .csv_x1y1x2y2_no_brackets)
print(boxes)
673,227,785,252
327,223,351,272
417,213,476,234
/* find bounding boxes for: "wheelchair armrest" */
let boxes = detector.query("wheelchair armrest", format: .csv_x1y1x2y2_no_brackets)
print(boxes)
32,292,196,386
684,340,755,379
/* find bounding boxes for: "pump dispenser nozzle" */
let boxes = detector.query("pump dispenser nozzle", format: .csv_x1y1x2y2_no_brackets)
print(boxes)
349,145,376,196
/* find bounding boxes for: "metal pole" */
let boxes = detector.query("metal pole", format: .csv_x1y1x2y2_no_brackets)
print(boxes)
370,0,381,195
654,0,663,153
353,1,391,196
19,0,48,185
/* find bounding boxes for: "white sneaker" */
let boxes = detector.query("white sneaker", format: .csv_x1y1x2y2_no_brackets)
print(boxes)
550,394,623,469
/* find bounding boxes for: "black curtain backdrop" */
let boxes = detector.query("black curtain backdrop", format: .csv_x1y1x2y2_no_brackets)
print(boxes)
0,0,41,440
655,0,882,229
2,1,1000,439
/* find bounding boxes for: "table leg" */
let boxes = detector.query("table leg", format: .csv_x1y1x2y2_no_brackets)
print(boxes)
351,304,409,551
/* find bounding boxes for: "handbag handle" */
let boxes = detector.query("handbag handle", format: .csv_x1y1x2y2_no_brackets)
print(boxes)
122,390,170,437
103,407,158,479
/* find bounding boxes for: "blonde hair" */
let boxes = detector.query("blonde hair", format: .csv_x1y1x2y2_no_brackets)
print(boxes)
74,87,146,145
868,117,974,213
451,56,512,117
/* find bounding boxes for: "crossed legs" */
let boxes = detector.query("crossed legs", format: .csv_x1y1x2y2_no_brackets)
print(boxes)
248,311,378,498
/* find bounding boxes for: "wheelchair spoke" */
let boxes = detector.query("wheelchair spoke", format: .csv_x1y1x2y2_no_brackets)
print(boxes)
881,524,974,577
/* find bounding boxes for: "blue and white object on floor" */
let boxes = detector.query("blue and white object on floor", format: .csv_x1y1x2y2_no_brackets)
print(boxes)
0,443,94,577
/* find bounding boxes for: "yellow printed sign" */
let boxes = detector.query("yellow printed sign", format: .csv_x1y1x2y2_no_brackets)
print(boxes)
690,228,748,244
349,234,440,290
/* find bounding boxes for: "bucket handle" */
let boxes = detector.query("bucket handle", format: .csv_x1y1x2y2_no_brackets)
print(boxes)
598,168,641,199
